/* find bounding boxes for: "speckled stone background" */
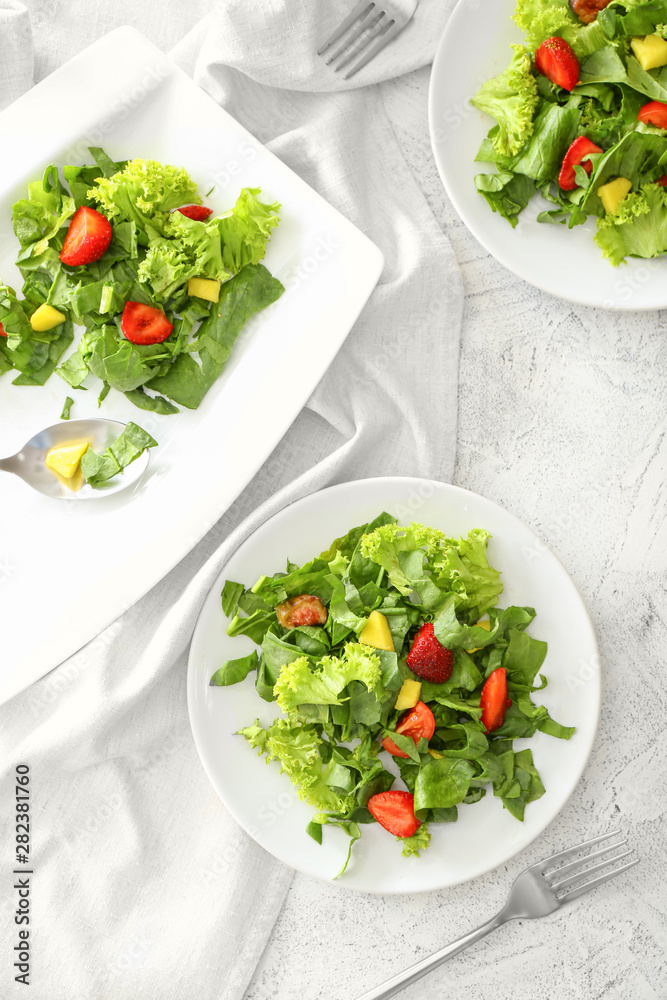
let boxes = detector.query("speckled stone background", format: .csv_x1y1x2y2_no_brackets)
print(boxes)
20,4,667,998
243,71,667,1000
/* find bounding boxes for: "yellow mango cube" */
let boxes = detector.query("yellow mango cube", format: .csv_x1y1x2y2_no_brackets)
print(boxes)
358,610,395,652
394,679,422,711
469,619,492,654
30,304,66,332
631,34,667,71
45,441,90,479
187,277,221,302
598,177,632,214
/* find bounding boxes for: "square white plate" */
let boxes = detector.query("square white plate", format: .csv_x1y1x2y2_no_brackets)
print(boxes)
0,27,383,706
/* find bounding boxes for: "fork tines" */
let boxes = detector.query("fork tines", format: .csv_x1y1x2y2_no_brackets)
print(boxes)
538,831,639,902
318,1,402,80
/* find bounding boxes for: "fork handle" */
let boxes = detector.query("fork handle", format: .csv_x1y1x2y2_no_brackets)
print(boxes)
353,911,507,1000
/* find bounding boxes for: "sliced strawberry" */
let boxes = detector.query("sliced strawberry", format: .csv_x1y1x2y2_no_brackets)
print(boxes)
638,101,667,130
535,37,580,92
382,701,436,758
0,322,6,338
60,206,112,267
367,790,420,838
176,205,213,221
121,302,173,345
406,622,454,684
276,595,328,628
480,667,512,734
558,136,603,191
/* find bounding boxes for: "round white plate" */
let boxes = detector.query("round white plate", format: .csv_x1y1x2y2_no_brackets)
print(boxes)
429,0,667,310
188,477,600,894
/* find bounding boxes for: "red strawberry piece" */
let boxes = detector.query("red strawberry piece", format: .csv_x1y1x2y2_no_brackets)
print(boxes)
558,136,603,191
382,701,436,758
0,322,6,338
275,594,328,628
569,0,611,25
638,101,667,130
367,790,420,838
535,37,580,91
176,205,213,221
120,302,173,345
406,622,454,684
480,667,512,734
658,176,667,186
60,206,112,267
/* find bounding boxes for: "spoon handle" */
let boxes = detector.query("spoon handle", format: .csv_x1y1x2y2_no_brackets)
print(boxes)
0,456,19,473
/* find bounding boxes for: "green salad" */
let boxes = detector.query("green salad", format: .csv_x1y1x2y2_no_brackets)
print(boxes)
0,146,284,412
473,0,667,264
212,513,574,875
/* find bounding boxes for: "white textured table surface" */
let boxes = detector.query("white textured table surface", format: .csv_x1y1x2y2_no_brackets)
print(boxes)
245,69,667,1000
20,6,667,999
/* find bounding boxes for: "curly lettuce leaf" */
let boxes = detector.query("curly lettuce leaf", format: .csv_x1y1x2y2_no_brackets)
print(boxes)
359,522,503,614
134,187,280,299
429,528,503,615
274,643,383,715
595,182,667,263
240,718,355,814
400,823,431,858
87,157,200,233
12,163,76,257
471,46,539,157
212,186,281,275
513,0,608,56
360,521,447,595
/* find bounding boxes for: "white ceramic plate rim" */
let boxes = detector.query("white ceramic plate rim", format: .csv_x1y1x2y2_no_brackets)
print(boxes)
187,476,601,894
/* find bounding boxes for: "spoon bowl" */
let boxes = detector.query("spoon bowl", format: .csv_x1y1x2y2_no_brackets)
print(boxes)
0,418,151,500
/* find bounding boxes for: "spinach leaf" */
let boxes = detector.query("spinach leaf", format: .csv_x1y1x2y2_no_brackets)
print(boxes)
210,651,259,687
80,421,157,487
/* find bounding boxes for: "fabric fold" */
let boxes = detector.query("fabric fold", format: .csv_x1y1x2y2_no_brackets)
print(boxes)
0,1,34,109
176,0,456,92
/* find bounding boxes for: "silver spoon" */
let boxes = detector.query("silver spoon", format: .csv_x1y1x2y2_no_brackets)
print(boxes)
0,418,151,500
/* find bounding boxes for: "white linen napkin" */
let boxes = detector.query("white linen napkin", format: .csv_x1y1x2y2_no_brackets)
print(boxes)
0,1,33,108
0,2,462,998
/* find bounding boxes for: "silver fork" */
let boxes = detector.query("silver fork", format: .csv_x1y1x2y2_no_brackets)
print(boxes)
318,0,419,80
354,832,638,1000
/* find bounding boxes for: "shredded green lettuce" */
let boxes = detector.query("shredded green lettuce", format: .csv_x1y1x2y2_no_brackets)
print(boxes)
472,46,539,157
